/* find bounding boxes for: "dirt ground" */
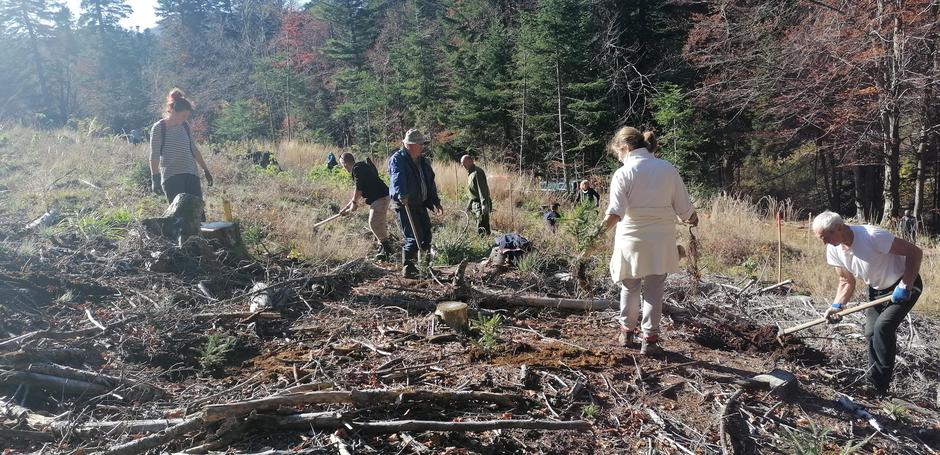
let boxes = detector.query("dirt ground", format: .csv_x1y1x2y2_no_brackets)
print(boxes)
1,220,940,454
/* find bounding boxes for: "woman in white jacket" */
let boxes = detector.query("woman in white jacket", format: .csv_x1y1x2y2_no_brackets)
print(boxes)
598,127,698,355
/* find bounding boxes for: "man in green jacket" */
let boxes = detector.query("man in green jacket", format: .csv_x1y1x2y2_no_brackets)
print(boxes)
461,155,492,236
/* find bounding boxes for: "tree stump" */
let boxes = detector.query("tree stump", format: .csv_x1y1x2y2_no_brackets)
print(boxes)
435,301,469,332
200,221,248,260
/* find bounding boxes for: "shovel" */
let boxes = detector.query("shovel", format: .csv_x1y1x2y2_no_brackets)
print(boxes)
777,294,892,340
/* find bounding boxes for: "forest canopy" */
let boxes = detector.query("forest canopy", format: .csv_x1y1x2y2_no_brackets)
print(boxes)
1,0,939,226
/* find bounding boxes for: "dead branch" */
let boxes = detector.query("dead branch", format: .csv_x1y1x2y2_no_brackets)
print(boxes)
1,370,113,397
266,412,590,432
203,389,528,423
719,388,744,455
100,416,204,455
19,363,165,399
53,418,186,437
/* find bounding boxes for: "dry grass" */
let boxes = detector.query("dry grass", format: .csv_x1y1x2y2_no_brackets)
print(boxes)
3,126,933,314
699,193,939,314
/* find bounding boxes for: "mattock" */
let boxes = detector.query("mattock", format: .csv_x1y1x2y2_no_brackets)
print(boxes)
775,294,893,345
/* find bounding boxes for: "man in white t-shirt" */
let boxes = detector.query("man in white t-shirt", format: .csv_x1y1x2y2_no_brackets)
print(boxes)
812,211,923,396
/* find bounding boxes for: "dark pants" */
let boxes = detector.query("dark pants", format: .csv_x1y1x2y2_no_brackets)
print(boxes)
162,173,202,203
396,204,431,253
865,275,922,392
471,201,491,236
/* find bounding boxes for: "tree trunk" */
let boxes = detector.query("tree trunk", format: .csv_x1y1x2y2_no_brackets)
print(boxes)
555,58,568,192
880,5,903,223
21,10,49,112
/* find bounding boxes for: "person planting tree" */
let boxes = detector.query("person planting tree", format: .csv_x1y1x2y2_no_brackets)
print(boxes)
812,211,923,397
339,152,394,261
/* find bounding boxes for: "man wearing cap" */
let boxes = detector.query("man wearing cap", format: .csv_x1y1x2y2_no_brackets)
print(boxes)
460,155,492,236
389,129,444,278
339,152,394,261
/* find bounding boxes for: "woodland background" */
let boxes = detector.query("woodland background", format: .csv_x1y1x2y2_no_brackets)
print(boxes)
2,0,940,227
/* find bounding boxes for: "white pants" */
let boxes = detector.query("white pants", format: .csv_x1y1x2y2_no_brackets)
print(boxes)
369,196,390,242
616,274,666,339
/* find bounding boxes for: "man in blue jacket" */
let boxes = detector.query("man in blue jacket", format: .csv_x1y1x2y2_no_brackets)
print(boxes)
389,128,444,278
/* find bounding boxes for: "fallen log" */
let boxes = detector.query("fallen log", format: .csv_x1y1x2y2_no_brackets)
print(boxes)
194,311,281,321
2,401,56,427
475,290,690,317
52,418,186,437
0,348,98,366
203,389,528,423
101,416,204,455
20,363,165,399
268,412,591,433
478,292,616,311
719,388,744,455
1,370,113,397
0,427,56,443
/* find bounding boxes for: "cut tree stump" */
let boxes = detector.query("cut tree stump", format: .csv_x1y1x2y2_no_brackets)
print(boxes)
435,301,469,332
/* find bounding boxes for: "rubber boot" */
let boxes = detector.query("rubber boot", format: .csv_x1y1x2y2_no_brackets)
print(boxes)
401,249,419,278
419,249,432,276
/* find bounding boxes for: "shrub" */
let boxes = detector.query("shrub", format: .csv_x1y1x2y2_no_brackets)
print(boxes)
306,165,350,187
198,333,236,371
432,224,491,266
67,208,134,240
471,313,502,354
565,201,601,252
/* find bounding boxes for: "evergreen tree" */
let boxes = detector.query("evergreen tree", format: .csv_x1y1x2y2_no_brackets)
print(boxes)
79,0,131,34
442,0,514,155
313,0,386,148
514,0,609,184
0,0,56,117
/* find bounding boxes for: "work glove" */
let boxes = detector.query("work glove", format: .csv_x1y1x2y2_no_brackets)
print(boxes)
204,169,214,187
891,284,911,303
824,304,843,323
151,174,163,195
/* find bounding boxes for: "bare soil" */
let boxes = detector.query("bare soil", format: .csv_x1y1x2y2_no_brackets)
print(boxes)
1,224,939,454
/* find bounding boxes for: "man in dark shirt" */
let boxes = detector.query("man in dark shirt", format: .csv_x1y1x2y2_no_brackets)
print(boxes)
575,180,600,208
340,152,393,260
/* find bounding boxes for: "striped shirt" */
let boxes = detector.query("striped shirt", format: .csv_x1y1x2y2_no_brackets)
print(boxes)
150,120,198,182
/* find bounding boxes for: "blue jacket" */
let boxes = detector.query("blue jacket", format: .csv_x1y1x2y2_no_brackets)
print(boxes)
388,148,441,209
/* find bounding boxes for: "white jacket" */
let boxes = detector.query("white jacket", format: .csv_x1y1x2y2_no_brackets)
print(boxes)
606,148,694,282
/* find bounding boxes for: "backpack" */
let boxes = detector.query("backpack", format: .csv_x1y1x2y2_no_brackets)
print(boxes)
159,119,196,158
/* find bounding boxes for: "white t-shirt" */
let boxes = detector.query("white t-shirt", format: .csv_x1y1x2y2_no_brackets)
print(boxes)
825,225,903,290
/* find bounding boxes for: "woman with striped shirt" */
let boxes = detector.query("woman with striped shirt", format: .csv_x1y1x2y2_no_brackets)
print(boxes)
149,89,213,202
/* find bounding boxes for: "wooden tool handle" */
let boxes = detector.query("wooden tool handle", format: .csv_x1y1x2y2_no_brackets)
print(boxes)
312,213,342,229
778,294,893,336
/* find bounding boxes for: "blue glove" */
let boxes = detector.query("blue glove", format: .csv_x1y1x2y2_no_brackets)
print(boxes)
891,285,910,303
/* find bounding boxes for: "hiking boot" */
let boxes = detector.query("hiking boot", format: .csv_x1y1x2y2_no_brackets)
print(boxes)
374,239,394,261
618,328,638,348
401,250,419,279
640,336,662,356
